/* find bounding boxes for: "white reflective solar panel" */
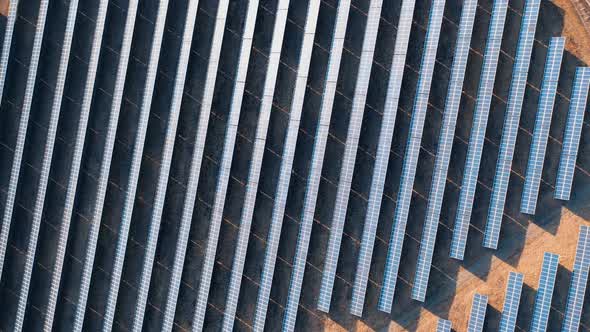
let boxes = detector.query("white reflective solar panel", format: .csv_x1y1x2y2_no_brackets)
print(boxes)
44,1,109,330
246,1,320,331
377,0,446,314
484,0,541,249
450,0,509,260
0,0,18,105
320,0,384,317
161,2,252,332
499,272,524,332
437,318,452,332
411,0,478,302
336,0,414,315
193,0,290,330
0,0,48,281
555,67,590,201
256,1,351,322
16,0,78,330
530,252,559,332
467,293,488,332
521,37,565,215
562,225,590,332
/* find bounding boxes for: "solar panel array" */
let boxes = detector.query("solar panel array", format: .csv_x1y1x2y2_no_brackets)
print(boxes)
341,0,415,315
555,67,590,200
378,0,446,313
467,293,488,332
521,37,565,215
498,272,524,332
0,0,588,330
319,0,384,317
450,0,509,260
562,225,590,332
411,0,477,302
484,0,541,249
530,252,559,332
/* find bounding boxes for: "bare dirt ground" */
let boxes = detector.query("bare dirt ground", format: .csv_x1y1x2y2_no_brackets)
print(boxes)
554,0,590,64
0,0,8,17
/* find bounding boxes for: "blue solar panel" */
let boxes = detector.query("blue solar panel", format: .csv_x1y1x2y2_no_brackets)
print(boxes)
0,0,18,106
555,67,590,201
44,1,109,330
499,272,524,332
0,0,49,282
255,0,350,323
530,252,559,332
333,0,414,315
562,225,590,332
193,0,290,330
450,0,509,260
162,2,255,332
377,0,446,314
437,318,452,332
468,293,488,332
484,0,541,249
15,0,78,329
411,0,478,302
521,37,565,215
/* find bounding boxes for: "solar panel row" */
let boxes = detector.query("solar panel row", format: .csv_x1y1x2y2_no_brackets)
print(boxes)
281,0,351,319
313,0,384,318
499,272,524,332
43,1,109,330
15,0,78,330
530,252,559,332
377,0,446,314
411,0,478,302
468,293,488,332
562,225,590,332
161,0,213,331
555,67,590,200
343,0,416,315
484,0,541,249
521,37,565,215
450,0,509,260
0,0,17,105
437,318,452,332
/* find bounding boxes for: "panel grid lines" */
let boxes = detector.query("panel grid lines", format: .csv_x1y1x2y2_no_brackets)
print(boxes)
521,37,565,215
554,67,590,200
437,318,452,332
450,0,509,260
530,252,559,332
377,0,446,314
0,0,18,111
467,293,488,332
484,0,541,249
498,272,524,332
562,225,590,332
411,0,478,302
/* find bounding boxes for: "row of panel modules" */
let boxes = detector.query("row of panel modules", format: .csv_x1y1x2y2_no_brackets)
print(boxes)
438,226,590,332
0,0,588,331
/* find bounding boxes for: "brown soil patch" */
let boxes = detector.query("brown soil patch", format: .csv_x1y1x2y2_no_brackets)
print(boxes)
554,0,590,64
0,0,8,17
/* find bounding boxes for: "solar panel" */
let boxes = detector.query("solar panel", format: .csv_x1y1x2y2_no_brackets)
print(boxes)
437,318,452,332
530,252,559,332
499,272,524,332
43,1,109,330
467,293,488,332
521,37,565,215
244,1,320,331
255,0,350,323
162,1,254,332
411,0,478,302
554,67,590,200
376,0,446,314
0,0,49,281
319,0,385,316
562,225,590,332
450,0,509,260
15,0,78,329
110,1,173,330
193,0,290,330
330,0,414,315
0,0,18,104
484,0,541,249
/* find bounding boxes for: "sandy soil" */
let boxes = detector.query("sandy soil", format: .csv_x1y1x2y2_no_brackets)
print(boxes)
554,0,590,64
0,0,8,17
